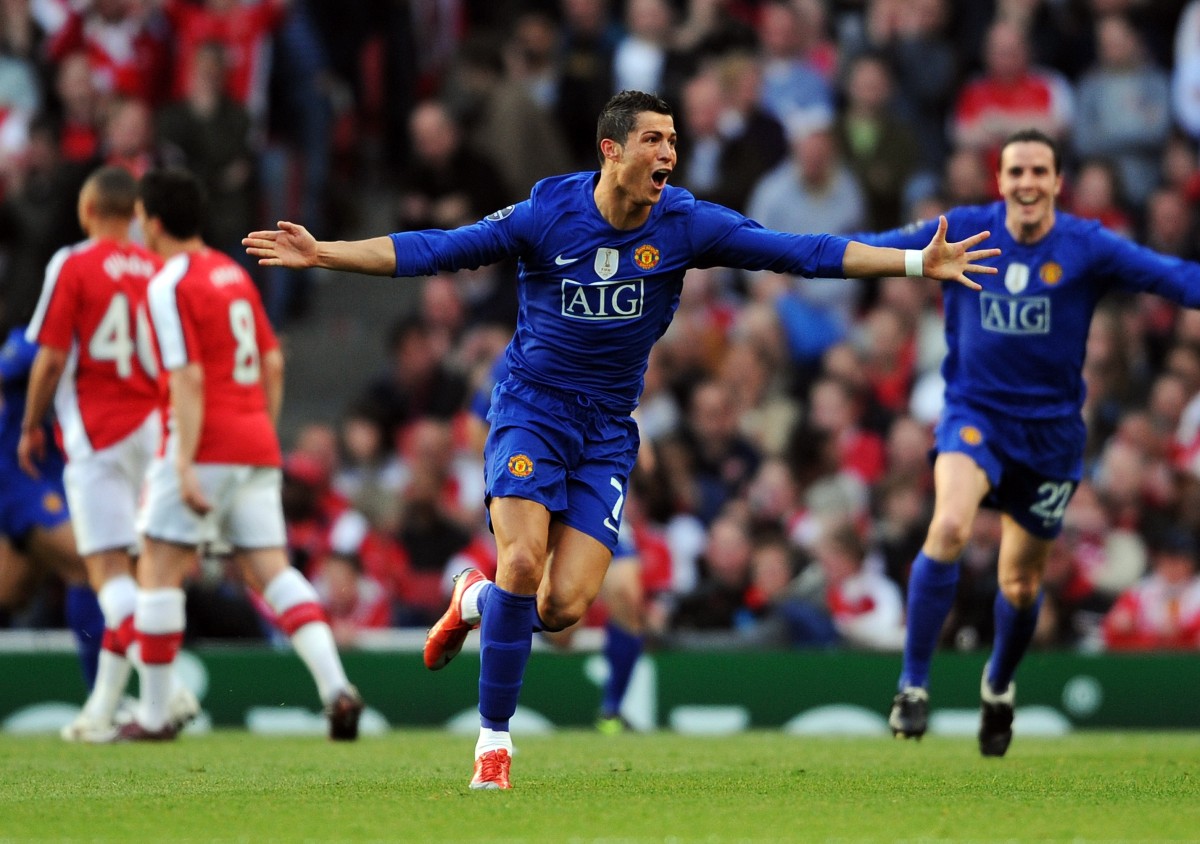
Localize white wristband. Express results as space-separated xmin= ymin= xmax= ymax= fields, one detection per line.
xmin=904 ymin=249 xmax=924 ymax=278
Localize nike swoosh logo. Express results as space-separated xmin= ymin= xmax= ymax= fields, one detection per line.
xmin=554 ymin=255 xmax=579 ymax=265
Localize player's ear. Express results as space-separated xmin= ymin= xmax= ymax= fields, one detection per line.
xmin=599 ymin=137 xmax=622 ymax=164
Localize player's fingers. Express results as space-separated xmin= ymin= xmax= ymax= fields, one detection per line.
xmin=956 ymin=275 xmax=982 ymax=291
xmin=244 ymin=230 xmax=279 ymax=242
xmin=277 ymin=221 xmax=304 ymax=234
xmin=965 ymin=263 xmax=998 ymax=275
xmin=965 ymin=247 xmax=1001 ymax=261
xmin=934 ymin=215 xmax=949 ymax=241
xmin=956 ymin=229 xmax=991 ymax=249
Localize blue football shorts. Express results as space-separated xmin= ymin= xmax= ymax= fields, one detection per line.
xmin=484 ymin=376 xmax=638 ymax=552
xmin=934 ymin=402 xmax=1085 ymax=539
xmin=0 ymin=454 xmax=70 ymax=546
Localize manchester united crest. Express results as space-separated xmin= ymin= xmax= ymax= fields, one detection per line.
xmin=959 ymin=426 xmax=983 ymax=446
xmin=42 ymin=492 xmax=64 ymax=513
xmin=633 ymin=244 xmax=660 ymax=271
xmin=507 ymin=454 xmax=534 ymax=478
xmin=1040 ymin=261 xmax=1063 ymax=285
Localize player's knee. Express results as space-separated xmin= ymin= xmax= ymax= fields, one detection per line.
xmin=498 ymin=545 xmax=545 ymax=591
xmin=998 ymin=576 xmax=1039 ymax=609
xmin=537 ymin=595 xmax=585 ymax=632
xmin=926 ymin=512 xmax=972 ymax=557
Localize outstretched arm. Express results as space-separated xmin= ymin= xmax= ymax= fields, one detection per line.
xmin=843 ymin=216 xmax=998 ymax=289
xmin=243 ymin=222 xmax=396 ymax=276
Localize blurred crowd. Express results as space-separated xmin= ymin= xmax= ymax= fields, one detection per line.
xmin=2 ymin=0 xmax=1200 ymax=653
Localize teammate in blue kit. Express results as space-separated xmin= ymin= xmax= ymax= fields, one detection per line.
xmin=245 ymin=90 xmax=997 ymax=789
xmin=0 ymin=323 xmax=104 ymax=690
xmin=856 ymin=128 xmax=1200 ymax=757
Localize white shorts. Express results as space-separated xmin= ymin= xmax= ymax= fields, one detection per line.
xmin=139 ymin=458 xmax=287 ymax=550
xmin=64 ymin=411 xmax=161 ymax=556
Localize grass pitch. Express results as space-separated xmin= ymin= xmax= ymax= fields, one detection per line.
xmin=0 ymin=731 xmax=1197 ymax=842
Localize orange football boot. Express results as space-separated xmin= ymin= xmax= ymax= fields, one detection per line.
xmin=470 ymin=748 xmax=512 ymax=790
xmin=423 ymin=568 xmax=488 ymax=670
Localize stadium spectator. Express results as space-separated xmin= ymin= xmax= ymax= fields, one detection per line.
xmin=0 ymin=116 xmax=88 ymax=313
xmin=1073 ymin=13 xmax=1172 ymax=207
xmin=717 ymin=337 xmax=798 ymax=459
xmin=555 ymin=0 xmax=621 ymax=168
xmin=1103 ymin=526 xmax=1200 ymax=649
xmin=611 ymin=0 xmax=684 ymax=103
xmin=98 ymin=97 xmax=158 ymax=177
xmin=669 ymin=512 xmax=754 ymax=633
xmin=1067 ymin=158 xmax=1134 ymax=239
xmin=50 ymin=52 xmax=102 ymax=165
xmin=131 ymin=167 xmax=361 ymax=741
xmin=656 ymin=378 xmax=762 ymax=527
xmin=311 ymin=550 xmax=392 ymax=645
xmin=350 ymin=315 xmax=469 ymax=451
xmin=159 ymin=0 xmax=290 ymax=124
xmin=817 ymin=523 xmax=905 ymax=651
xmin=450 ymin=32 xmax=573 ymax=201
xmin=951 ymin=19 xmax=1073 ymax=167
xmin=156 ymin=40 xmax=257 ymax=266
xmin=1141 ymin=186 xmax=1200 ymax=262
xmin=671 ymin=59 xmax=786 ymax=215
xmin=1172 ymin=0 xmax=1200 ymax=145
xmin=835 ymin=51 xmax=922 ymax=231
xmin=332 ymin=401 xmax=404 ymax=530
xmin=746 ymin=109 xmax=866 ymax=367
xmin=394 ymin=99 xmax=511 ymax=232
xmin=754 ymin=0 xmax=833 ymax=127
xmin=857 ymin=0 xmax=958 ymax=173
xmin=807 ymin=376 xmax=886 ymax=487
xmin=43 ymin=0 xmax=171 ymax=107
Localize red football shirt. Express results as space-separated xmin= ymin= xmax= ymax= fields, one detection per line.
xmin=147 ymin=248 xmax=281 ymax=467
xmin=27 ymin=238 xmax=163 ymax=458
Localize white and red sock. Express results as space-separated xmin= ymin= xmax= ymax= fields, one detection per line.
xmin=264 ymin=568 xmax=349 ymax=705
xmin=82 ymin=575 xmax=137 ymax=722
xmin=133 ymin=588 xmax=185 ymax=731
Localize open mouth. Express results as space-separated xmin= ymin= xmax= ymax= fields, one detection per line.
xmin=652 ymin=169 xmax=670 ymax=188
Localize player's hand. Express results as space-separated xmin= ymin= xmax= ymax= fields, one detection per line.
xmin=177 ymin=462 xmax=212 ymax=516
xmin=243 ymin=221 xmax=318 ymax=269
xmin=17 ymin=427 xmax=44 ymax=478
xmin=920 ymin=215 xmax=1000 ymax=290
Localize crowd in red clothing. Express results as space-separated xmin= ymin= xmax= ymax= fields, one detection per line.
xmin=2 ymin=0 xmax=1200 ymax=653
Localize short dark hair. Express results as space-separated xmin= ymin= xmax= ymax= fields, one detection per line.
xmin=139 ymin=169 xmax=207 ymax=239
xmin=595 ymin=90 xmax=673 ymax=166
xmin=998 ymin=128 xmax=1061 ymax=174
xmin=85 ymin=165 xmax=138 ymax=218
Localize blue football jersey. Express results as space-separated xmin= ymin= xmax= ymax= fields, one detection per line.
xmin=390 ymin=172 xmax=850 ymax=411
xmin=0 ymin=326 xmax=39 ymax=456
xmin=856 ymin=203 xmax=1200 ymax=419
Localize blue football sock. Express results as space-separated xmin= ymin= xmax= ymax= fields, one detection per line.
xmin=601 ymin=621 xmax=642 ymax=718
xmin=478 ymin=585 xmax=536 ymax=731
xmin=65 ymin=585 xmax=104 ymax=690
xmin=987 ymin=590 xmax=1043 ymax=694
xmin=899 ymin=551 xmax=960 ymax=691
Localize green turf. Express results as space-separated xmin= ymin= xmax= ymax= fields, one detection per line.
xmin=0 ymin=731 xmax=1197 ymax=842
